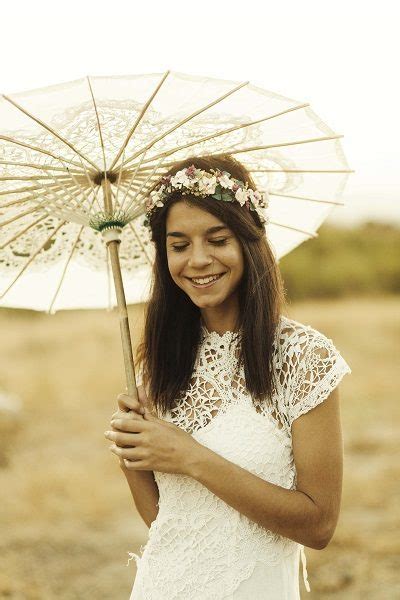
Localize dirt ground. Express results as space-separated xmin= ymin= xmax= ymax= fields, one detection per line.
xmin=0 ymin=295 xmax=399 ymax=599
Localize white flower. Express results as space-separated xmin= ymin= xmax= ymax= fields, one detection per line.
xmin=185 ymin=177 xmax=196 ymax=189
xmin=218 ymin=173 xmax=233 ymax=189
xmin=247 ymin=189 xmax=257 ymax=202
xmin=234 ymin=187 xmax=248 ymax=206
xmin=171 ymin=169 xmax=191 ymax=188
xmin=198 ymin=174 xmax=217 ymax=194
xmin=254 ymin=206 xmax=267 ymax=223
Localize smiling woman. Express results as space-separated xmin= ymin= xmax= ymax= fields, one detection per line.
xmin=138 ymin=154 xmax=284 ymax=415
xmin=165 ymin=203 xmax=245 ymax=333
xmin=110 ymin=153 xmax=352 ymax=600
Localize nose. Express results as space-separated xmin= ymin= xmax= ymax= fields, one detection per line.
xmin=187 ymin=242 xmax=214 ymax=269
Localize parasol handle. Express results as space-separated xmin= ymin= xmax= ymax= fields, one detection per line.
xmin=105 ymin=235 xmax=139 ymax=402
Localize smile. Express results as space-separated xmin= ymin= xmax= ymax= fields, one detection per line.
xmin=187 ymin=272 xmax=226 ymax=288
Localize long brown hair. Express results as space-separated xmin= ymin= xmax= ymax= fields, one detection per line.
xmin=135 ymin=153 xmax=288 ymax=416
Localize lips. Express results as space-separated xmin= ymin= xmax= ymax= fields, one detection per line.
xmin=186 ymin=272 xmax=226 ymax=281
xmin=188 ymin=272 xmax=226 ymax=289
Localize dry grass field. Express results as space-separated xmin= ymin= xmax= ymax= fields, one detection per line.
xmin=0 ymin=296 xmax=399 ymax=599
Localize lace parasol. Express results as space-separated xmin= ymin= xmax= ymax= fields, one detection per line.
xmin=0 ymin=70 xmax=353 ymax=394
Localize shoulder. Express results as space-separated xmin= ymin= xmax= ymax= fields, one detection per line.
xmin=275 ymin=314 xmax=330 ymax=357
xmin=274 ymin=314 xmax=352 ymax=391
xmin=275 ymin=315 xmax=352 ymax=427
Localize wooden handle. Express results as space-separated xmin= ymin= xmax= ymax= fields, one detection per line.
xmin=106 ymin=238 xmax=138 ymax=401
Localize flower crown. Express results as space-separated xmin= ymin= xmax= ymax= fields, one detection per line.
xmin=142 ymin=165 xmax=269 ymax=229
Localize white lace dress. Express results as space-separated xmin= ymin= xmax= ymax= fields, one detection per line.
xmin=127 ymin=315 xmax=352 ymax=599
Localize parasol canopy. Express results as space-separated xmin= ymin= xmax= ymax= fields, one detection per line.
xmin=0 ymin=70 xmax=353 ymax=313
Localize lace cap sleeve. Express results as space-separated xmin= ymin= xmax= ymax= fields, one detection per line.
xmin=285 ymin=321 xmax=352 ymax=428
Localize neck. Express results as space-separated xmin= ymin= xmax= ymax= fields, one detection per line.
xmin=200 ymin=300 xmax=240 ymax=335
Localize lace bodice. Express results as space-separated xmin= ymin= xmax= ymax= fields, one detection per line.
xmin=128 ymin=315 xmax=352 ymax=600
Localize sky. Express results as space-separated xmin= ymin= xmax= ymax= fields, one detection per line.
xmin=1 ymin=0 xmax=399 ymax=227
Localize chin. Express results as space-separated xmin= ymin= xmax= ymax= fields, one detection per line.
xmin=190 ymin=294 xmax=227 ymax=308
xmin=193 ymin=299 xmax=217 ymax=308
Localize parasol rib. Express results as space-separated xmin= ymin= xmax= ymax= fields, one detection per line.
xmin=249 ymin=168 xmax=355 ymax=173
xmin=39 ymin=179 xmax=90 ymax=215
xmin=0 ymin=214 xmax=47 ymax=250
xmin=229 ymin=134 xmax=344 ymax=155
xmin=0 ymin=134 xmax=90 ymax=171
xmin=269 ymin=220 xmax=318 ymax=238
xmin=0 ymin=220 xmax=67 ymax=299
xmin=115 ymin=185 xmax=148 ymax=214
xmin=116 ymin=149 xmax=151 ymax=209
xmin=128 ymin=222 xmax=153 ymax=267
xmin=47 ymin=190 xmax=99 ymax=313
xmin=2 ymin=95 xmax=101 ymax=171
xmin=119 ymin=173 xmax=159 ymax=186
xmin=38 ymin=172 xmax=100 ymax=219
xmin=0 ymin=157 xmax=101 ymax=218
xmin=0 ymin=205 xmax=49 ymax=228
xmin=66 ymin=154 xmax=104 ymax=213
xmin=118 ymin=180 xmax=150 ymax=196
xmin=121 ymin=102 xmax=311 ymax=172
xmin=123 ymin=156 xmax=167 ymax=213
xmin=268 ymin=192 xmax=345 ymax=206
xmin=48 ymin=224 xmax=85 ymax=314
xmin=0 ymin=179 xmax=91 ymax=226
xmin=114 ymin=146 xmax=126 ymax=207
xmin=0 ymin=183 xmax=80 ymax=208
xmin=110 ymin=70 xmax=171 ymax=171
xmin=119 ymin=148 xmax=152 ymax=210
xmin=86 ymin=76 xmax=107 ymax=174
xmin=0 ymin=159 xmax=84 ymax=175
xmin=0 ymin=174 xmax=79 ymax=182
xmin=54 ymin=162 xmax=103 ymax=214
xmin=118 ymin=79 xmax=250 ymax=169
xmin=125 ymin=147 xmax=354 ymax=179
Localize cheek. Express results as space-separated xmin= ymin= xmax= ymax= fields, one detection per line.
xmin=223 ymin=245 xmax=244 ymax=272
xmin=167 ymin=252 xmax=184 ymax=278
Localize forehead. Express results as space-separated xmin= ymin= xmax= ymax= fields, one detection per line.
xmin=166 ymin=201 xmax=228 ymax=236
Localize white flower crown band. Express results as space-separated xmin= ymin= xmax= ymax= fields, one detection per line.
xmin=142 ymin=165 xmax=270 ymax=229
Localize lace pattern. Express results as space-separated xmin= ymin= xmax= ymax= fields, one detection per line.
xmin=129 ymin=315 xmax=351 ymax=599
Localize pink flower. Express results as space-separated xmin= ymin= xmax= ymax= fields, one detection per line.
xmin=185 ymin=165 xmax=196 ymax=177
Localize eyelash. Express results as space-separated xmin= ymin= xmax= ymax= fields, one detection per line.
xmin=172 ymin=239 xmax=228 ymax=252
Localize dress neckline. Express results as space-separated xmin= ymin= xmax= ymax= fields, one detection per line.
xmin=200 ymin=321 xmax=242 ymax=340
xmin=200 ymin=314 xmax=288 ymax=342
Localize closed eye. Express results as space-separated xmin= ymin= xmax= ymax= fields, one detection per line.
xmin=172 ymin=238 xmax=228 ymax=252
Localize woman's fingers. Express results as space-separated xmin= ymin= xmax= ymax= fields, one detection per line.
xmin=112 ymin=408 xmax=140 ymax=420
xmin=110 ymin=418 xmax=143 ymax=433
xmin=110 ymin=410 xmax=143 ymax=433
xmin=105 ymin=430 xmax=141 ymax=446
xmin=108 ymin=388 xmax=149 ymax=438
xmin=109 ymin=444 xmax=145 ymax=461
xmin=117 ymin=392 xmax=145 ymax=414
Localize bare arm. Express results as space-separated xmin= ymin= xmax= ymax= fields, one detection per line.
xmin=119 ymin=461 xmax=159 ymax=528
xmin=188 ymin=386 xmax=343 ymax=550
xmin=111 ymin=387 xmax=160 ymax=529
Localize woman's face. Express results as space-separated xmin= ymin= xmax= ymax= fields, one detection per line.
xmin=165 ymin=200 xmax=244 ymax=310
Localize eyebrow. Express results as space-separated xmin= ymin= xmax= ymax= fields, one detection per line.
xmin=166 ymin=225 xmax=229 ymax=238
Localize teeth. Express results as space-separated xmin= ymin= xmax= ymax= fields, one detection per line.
xmin=191 ymin=274 xmax=222 ymax=284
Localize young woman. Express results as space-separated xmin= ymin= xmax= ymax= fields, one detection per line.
xmin=104 ymin=154 xmax=352 ymax=599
